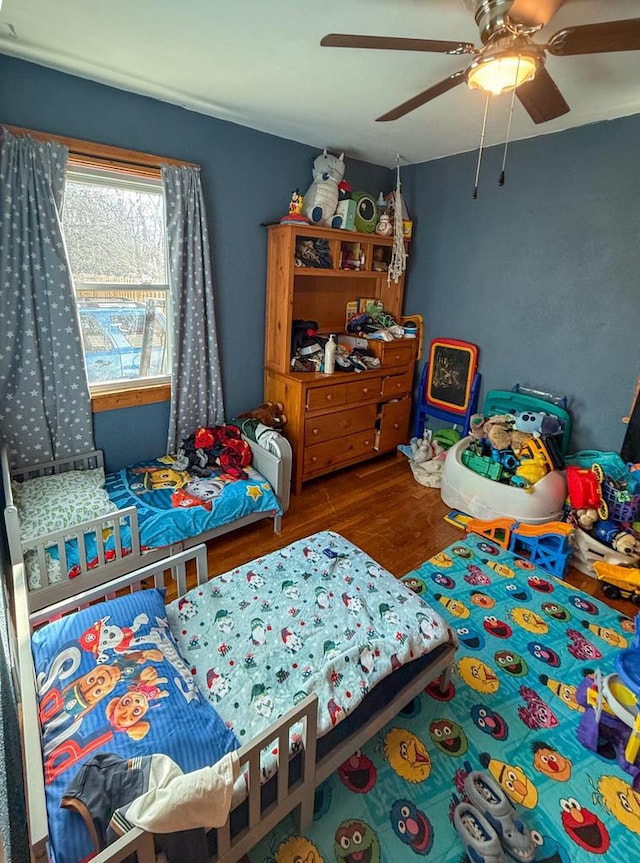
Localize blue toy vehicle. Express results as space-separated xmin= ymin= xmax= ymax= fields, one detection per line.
xmin=78 ymin=300 xmax=167 ymax=384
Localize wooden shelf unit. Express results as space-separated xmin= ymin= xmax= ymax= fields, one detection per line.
xmin=264 ymin=223 xmax=417 ymax=494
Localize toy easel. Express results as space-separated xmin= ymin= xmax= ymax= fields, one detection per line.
xmin=413 ymin=338 xmax=481 ymax=439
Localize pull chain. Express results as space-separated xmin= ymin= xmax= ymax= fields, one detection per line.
xmin=499 ymin=55 xmax=521 ymax=187
xmin=472 ymin=93 xmax=491 ymax=200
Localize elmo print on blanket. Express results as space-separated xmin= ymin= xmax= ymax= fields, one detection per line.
xmin=247 ymin=537 xmax=640 ymax=863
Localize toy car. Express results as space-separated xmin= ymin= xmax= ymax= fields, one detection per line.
xmin=593 ymin=561 xmax=640 ymax=605
xmin=462 ymin=448 xmax=505 ymax=482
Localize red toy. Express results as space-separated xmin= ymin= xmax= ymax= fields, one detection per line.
xmin=566 ymin=466 xmax=608 ymax=521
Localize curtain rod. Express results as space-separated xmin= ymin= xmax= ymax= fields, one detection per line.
xmin=3 ymin=125 xmax=199 ymax=173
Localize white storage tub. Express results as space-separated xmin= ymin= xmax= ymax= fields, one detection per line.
xmin=570 ymin=527 xmax=640 ymax=578
xmin=441 ymin=436 xmax=568 ymax=525
xmin=440 ymin=388 xmax=571 ymax=526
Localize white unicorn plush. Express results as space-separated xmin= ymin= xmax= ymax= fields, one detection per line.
xmin=301 ymin=149 xmax=345 ymax=227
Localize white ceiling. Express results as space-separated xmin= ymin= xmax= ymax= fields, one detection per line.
xmin=1 ymin=0 xmax=639 ymax=168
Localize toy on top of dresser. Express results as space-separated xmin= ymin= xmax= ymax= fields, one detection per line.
xmin=300 ymin=149 xmax=345 ymax=228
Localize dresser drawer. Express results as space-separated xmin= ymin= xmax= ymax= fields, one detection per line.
xmin=381 ymin=370 xmax=414 ymax=399
xmin=306 ymin=383 xmax=348 ymax=412
xmin=305 ymin=403 xmax=377 ymax=445
xmin=376 ymin=397 xmax=412 ymax=452
xmin=303 ymin=429 xmax=375 ymax=477
xmin=346 ymin=378 xmax=382 ymax=403
xmin=370 ymin=339 xmax=415 ymax=370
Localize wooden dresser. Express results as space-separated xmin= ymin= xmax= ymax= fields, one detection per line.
xmin=263 ymin=223 xmax=418 ymax=494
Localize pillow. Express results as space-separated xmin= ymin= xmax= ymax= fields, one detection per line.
xmin=31 ymin=588 xmax=239 ymax=863
xmin=12 ymin=468 xmax=118 ymax=540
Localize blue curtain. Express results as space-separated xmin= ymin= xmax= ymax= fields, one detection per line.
xmin=162 ymin=165 xmax=224 ymax=451
xmin=0 ymin=129 xmax=94 ymax=469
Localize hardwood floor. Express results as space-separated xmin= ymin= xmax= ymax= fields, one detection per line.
xmin=204 ymin=452 xmax=638 ymax=620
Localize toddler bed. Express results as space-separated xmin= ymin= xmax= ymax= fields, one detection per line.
xmin=10 ymin=533 xmax=457 ymax=863
xmin=2 ymin=433 xmax=291 ymax=613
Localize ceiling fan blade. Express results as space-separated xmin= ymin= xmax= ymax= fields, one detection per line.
xmin=376 ymin=69 xmax=468 ymax=122
xmin=516 ymin=66 xmax=570 ymax=124
xmin=321 ymin=33 xmax=476 ymax=55
xmin=508 ymin=0 xmax=566 ymax=29
xmin=547 ymin=19 xmax=640 ymax=56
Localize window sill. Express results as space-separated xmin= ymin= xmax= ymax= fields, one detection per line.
xmin=91 ymin=383 xmax=171 ymax=413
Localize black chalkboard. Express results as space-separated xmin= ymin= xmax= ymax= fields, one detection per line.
xmin=427 ymin=339 xmax=478 ymax=414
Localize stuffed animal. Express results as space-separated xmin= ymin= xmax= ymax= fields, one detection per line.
xmin=473 ymin=414 xmax=532 ymax=452
xmin=236 ymin=401 xmax=287 ymax=429
xmin=574 ymin=508 xmax=599 ymax=531
xmin=594 ymin=520 xmax=640 ymax=557
xmin=512 ymin=410 xmax=563 ymax=437
xmin=301 ymin=149 xmax=345 ymax=227
xmin=408 ymin=436 xmax=446 ymax=488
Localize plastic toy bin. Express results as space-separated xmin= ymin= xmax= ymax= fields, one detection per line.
xmin=440 ymin=389 xmax=571 ymax=525
xmin=601 ymin=480 xmax=640 ymax=523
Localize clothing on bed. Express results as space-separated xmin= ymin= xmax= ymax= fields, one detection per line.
xmin=167 ymin=530 xmax=450 ymax=745
xmin=62 ymin=750 xmax=239 ymax=863
xmin=31 ymin=588 xmax=239 ymax=863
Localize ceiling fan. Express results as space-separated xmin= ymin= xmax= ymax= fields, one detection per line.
xmin=321 ymin=0 xmax=640 ymax=124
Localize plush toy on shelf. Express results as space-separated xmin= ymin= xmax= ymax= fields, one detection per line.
xmin=301 ymin=149 xmax=345 ymax=227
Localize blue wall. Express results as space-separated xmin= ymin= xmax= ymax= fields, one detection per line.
xmin=0 ymin=54 xmax=391 ymax=470
xmin=402 ymin=115 xmax=640 ymax=452
xmin=2 ymin=54 xmax=638 ymax=457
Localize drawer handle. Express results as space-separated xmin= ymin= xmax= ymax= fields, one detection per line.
xmin=311 ymin=456 xmax=318 ymax=463
xmin=362 ymin=387 xmax=369 ymax=394
xmin=326 ymin=394 xmax=333 ymax=401
xmin=393 ymin=422 xmax=400 ymax=429
xmin=312 ymin=428 xmax=319 ymax=436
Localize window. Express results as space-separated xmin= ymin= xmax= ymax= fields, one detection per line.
xmin=63 ymin=166 xmax=170 ymax=390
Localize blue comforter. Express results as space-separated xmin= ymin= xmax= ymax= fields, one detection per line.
xmin=105 ymin=456 xmax=282 ymax=549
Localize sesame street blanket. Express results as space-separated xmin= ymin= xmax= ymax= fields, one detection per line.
xmin=246 ymin=535 xmax=640 ymax=863
xmin=105 ymin=457 xmax=282 ymax=549
xmin=166 ymin=531 xmax=450 ymax=744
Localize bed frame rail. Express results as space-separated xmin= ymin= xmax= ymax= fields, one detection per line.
xmin=28 ymin=544 xmax=209 ymax=628
xmin=8 ymin=448 xmax=104 ymax=482
xmin=214 ymin=693 xmax=317 ymax=863
xmin=247 ymin=436 xmax=292 ymax=520
xmin=86 ymin=693 xmax=318 ymax=863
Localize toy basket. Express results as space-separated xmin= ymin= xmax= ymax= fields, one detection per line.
xmin=601 ymin=479 xmax=640 ymax=523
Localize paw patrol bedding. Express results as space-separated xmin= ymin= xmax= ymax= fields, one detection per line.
xmin=105 ymin=456 xmax=281 ymax=548
xmin=31 ymin=588 xmax=239 ymax=863
xmin=166 ymin=531 xmax=450 ymax=744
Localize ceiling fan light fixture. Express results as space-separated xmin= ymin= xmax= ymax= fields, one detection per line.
xmin=467 ymin=50 xmax=539 ymax=94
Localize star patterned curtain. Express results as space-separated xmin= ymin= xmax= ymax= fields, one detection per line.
xmin=0 ymin=129 xmax=94 ymax=469
xmin=161 ymin=165 xmax=225 ymax=452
